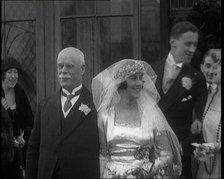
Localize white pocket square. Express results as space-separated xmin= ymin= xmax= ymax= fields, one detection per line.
xmin=181 ymin=95 xmax=192 ymax=102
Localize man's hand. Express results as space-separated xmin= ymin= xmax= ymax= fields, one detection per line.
xmin=14 ymin=130 xmax=25 ymax=148
xmin=1 ymin=98 xmax=9 ymax=110
xmin=191 ymin=119 xmax=202 ymax=135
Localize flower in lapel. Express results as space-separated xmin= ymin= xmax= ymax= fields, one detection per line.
xmin=181 ymin=76 xmax=192 ymax=90
xmin=79 ymin=103 xmax=91 ymax=115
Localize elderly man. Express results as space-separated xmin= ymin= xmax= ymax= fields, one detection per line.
xmin=26 ymin=47 xmax=100 ymax=179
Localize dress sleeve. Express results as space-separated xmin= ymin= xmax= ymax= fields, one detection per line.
xmin=151 ymin=128 xmax=182 ymax=178
xmin=144 ymin=105 xmax=182 ymax=178
xmin=97 ymin=109 xmax=109 ymax=177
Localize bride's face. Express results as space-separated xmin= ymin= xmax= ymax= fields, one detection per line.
xmin=125 ymin=72 xmax=144 ymax=99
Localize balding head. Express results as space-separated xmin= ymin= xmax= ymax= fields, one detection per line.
xmin=57 ymin=47 xmax=85 ymax=66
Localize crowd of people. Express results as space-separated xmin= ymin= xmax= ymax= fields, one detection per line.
xmin=1 ymin=21 xmax=221 ymax=179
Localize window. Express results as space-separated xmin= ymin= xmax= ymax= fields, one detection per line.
xmin=1 ymin=0 xmax=37 ymax=113
xmin=170 ymin=0 xmax=196 ymax=9
xmin=57 ymin=0 xmax=139 ymax=90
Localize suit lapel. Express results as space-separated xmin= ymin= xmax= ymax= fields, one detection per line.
xmin=59 ymin=87 xmax=87 ymax=141
xmin=154 ymin=59 xmax=166 ymax=96
xmin=49 ymin=91 xmax=62 ymax=137
xmin=162 ymin=64 xmax=189 ymax=112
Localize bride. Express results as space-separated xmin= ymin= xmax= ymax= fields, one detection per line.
xmin=92 ymin=59 xmax=182 ymax=178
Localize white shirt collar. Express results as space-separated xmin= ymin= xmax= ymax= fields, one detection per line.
xmin=206 ymin=82 xmax=211 ymax=88
xmin=207 ymin=82 xmax=217 ymax=90
xmin=61 ymin=84 xmax=82 ymax=117
xmin=167 ymin=53 xmax=183 ymax=68
xmin=62 ymin=84 xmax=82 ymax=96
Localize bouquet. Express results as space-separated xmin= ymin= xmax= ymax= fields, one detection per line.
xmin=192 ymin=143 xmax=216 ymax=161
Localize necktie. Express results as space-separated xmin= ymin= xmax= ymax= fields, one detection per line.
xmin=163 ymin=65 xmax=181 ymax=93
xmin=62 ymin=88 xmax=82 ymax=112
xmin=63 ymin=94 xmax=75 ymax=112
xmin=207 ymin=85 xmax=212 ymax=94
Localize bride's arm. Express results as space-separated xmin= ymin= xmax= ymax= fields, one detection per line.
xmin=141 ymin=106 xmax=182 ymax=177
xmin=98 ymin=110 xmax=109 ymax=177
xmin=149 ymin=129 xmax=182 ymax=177
xmin=152 ymin=129 xmax=173 ymax=168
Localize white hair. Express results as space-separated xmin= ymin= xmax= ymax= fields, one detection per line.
xmin=57 ymin=47 xmax=85 ymax=65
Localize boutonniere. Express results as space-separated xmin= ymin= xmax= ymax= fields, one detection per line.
xmin=181 ymin=95 xmax=192 ymax=102
xmin=79 ymin=103 xmax=91 ymax=116
xmin=181 ymin=76 xmax=193 ymax=90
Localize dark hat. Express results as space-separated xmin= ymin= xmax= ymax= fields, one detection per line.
xmin=1 ymin=56 xmax=35 ymax=92
xmin=1 ymin=56 xmax=22 ymax=74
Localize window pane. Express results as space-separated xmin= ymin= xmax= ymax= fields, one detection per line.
xmin=179 ymin=0 xmax=186 ymax=8
xmin=60 ymin=1 xmax=95 ymax=16
xmin=61 ymin=16 xmax=134 ymax=89
xmin=186 ymin=0 xmax=194 ymax=7
xmin=141 ymin=0 xmax=160 ymax=63
xmin=61 ymin=18 xmax=95 ymax=90
xmin=1 ymin=21 xmax=36 ymax=112
xmin=97 ymin=17 xmax=133 ymax=70
xmin=170 ymin=0 xmax=179 ymax=8
xmin=97 ymin=0 xmax=133 ymax=15
xmin=3 ymin=1 xmax=36 ymax=20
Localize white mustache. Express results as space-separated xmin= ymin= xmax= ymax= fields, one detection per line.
xmin=59 ymin=74 xmax=71 ymax=79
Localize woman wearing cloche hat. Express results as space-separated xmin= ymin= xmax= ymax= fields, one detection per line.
xmin=1 ymin=56 xmax=34 ymax=179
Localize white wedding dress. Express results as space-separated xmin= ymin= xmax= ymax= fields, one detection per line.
xmin=98 ymin=107 xmax=181 ymax=178
xmin=92 ymin=59 xmax=182 ymax=178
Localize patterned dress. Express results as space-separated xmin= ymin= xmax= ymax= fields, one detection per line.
xmin=196 ymin=92 xmax=221 ymax=178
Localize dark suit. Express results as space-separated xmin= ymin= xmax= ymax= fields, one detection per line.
xmin=26 ymin=86 xmax=100 ymax=179
xmin=151 ymin=58 xmax=207 ymax=178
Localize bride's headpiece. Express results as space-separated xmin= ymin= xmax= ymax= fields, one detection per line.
xmin=92 ymin=59 xmax=160 ymax=111
xmin=114 ymin=61 xmax=145 ymax=80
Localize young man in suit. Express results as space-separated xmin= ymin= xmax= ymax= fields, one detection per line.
xmin=150 ymin=21 xmax=208 ymax=178
xmin=200 ymin=49 xmax=219 ymax=93
xmin=26 ymin=47 xmax=100 ymax=179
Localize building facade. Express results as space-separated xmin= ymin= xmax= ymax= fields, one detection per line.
xmin=1 ymin=0 xmax=221 ymax=113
